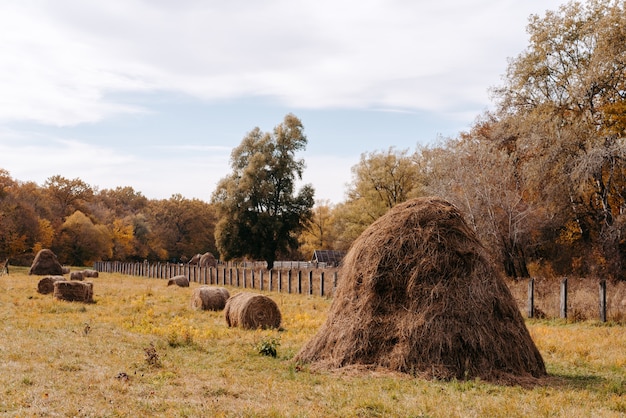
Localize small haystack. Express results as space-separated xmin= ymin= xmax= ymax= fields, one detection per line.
xmin=53 ymin=281 xmax=93 ymax=303
xmin=224 ymin=292 xmax=281 ymax=330
xmin=190 ymin=286 xmax=230 ymax=311
xmin=82 ymin=269 xmax=99 ymax=278
xmin=37 ymin=275 xmax=65 ymax=294
xmin=70 ymin=271 xmax=84 ymax=281
xmin=29 ymin=249 xmax=64 ymax=276
xmin=167 ymin=275 xmax=189 ymax=287
xmin=295 ymin=197 xmax=546 ymax=384
xmin=199 ymin=252 xmax=217 ymax=268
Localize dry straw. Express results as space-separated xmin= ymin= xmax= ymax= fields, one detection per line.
xmin=53 ymin=281 xmax=94 ymax=303
xmin=295 ymin=196 xmax=546 ymax=384
xmin=29 ymin=249 xmax=64 ymax=276
xmin=167 ymin=275 xmax=189 ymax=287
xmin=224 ymin=292 xmax=281 ymax=330
xmin=190 ymin=286 xmax=230 ymax=311
xmin=37 ymin=275 xmax=65 ymax=294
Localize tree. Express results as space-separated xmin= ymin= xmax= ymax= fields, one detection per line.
xmin=44 ymin=175 xmax=94 ymax=220
xmin=491 ymin=0 xmax=626 ymax=278
xmin=147 ymin=194 xmax=218 ymax=262
xmin=54 ymin=210 xmax=112 ymax=266
xmin=335 ymin=148 xmax=423 ymax=248
xmin=212 ymin=114 xmax=315 ymax=269
xmin=298 ymin=200 xmax=339 ymax=257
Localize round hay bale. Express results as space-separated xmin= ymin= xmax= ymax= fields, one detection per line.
xmin=295 ymin=196 xmax=546 ymax=384
xmin=199 ymin=252 xmax=217 ymax=268
xmin=82 ymin=269 xmax=99 ymax=278
xmin=224 ymin=292 xmax=281 ymax=330
xmin=37 ymin=275 xmax=65 ymax=294
xmin=70 ymin=271 xmax=84 ymax=281
xmin=167 ymin=275 xmax=189 ymax=287
xmin=53 ymin=281 xmax=94 ymax=303
xmin=190 ymin=286 xmax=230 ymax=311
xmin=61 ymin=266 xmax=70 ymax=274
xmin=29 ymin=249 xmax=63 ymax=276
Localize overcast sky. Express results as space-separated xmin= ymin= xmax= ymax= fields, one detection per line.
xmin=0 ymin=0 xmax=566 ymax=204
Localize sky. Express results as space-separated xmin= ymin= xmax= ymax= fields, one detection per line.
xmin=0 ymin=0 xmax=566 ymax=204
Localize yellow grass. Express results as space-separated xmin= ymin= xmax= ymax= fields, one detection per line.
xmin=1 ymin=268 xmax=625 ymax=417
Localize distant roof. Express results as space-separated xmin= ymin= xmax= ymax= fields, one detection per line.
xmin=311 ymin=250 xmax=346 ymax=265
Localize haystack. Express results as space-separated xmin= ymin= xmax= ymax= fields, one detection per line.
xmin=199 ymin=252 xmax=217 ymax=268
xmin=190 ymin=286 xmax=230 ymax=311
xmin=37 ymin=275 xmax=65 ymax=294
xmin=224 ymin=292 xmax=281 ymax=329
xmin=29 ymin=249 xmax=63 ymax=276
xmin=53 ymin=281 xmax=93 ymax=303
xmin=82 ymin=269 xmax=99 ymax=278
xmin=167 ymin=275 xmax=189 ymax=287
xmin=295 ymin=197 xmax=546 ymax=384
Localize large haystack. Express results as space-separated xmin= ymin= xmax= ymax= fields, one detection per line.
xmin=295 ymin=197 xmax=546 ymax=384
xmin=29 ymin=249 xmax=64 ymax=276
xmin=190 ymin=286 xmax=230 ymax=311
xmin=224 ymin=292 xmax=281 ymax=329
xmin=199 ymin=252 xmax=217 ymax=268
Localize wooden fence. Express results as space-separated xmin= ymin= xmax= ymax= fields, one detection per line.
xmin=93 ymin=261 xmax=626 ymax=322
xmin=93 ymin=261 xmax=338 ymax=297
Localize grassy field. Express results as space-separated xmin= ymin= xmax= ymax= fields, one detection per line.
xmin=1 ymin=268 xmax=625 ymax=417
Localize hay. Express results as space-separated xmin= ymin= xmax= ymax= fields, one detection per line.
xmin=53 ymin=281 xmax=94 ymax=303
xmin=295 ymin=196 xmax=546 ymax=384
xmin=199 ymin=252 xmax=217 ymax=268
xmin=29 ymin=249 xmax=63 ymax=276
xmin=224 ymin=292 xmax=281 ymax=329
xmin=190 ymin=286 xmax=230 ymax=311
xmin=82 ymin=269 xmax=99 ymax=278
xmin=167 ymin=275 xmax=189 ymax=287
xmin=70 ymin=271 xmax=84 ymax=281
xmin=37 ymin=275 xmax=65 ymax=294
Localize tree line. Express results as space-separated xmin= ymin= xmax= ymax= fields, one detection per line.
xmin=2 ymin=1 xmax=625 ymax=280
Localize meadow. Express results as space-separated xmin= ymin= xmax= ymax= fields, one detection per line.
xmin=1 ymin=267 xmax=626 ymax=417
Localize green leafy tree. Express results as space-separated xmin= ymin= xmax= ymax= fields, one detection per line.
xmin=212 ymin=114 xmax=315 ymax=269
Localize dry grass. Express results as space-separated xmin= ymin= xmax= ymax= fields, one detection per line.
xmin=0 ymin=267 xmax=625 ymax=417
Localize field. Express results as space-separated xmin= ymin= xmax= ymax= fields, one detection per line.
xmin=1 ymin=268 xmax=626 ymax=417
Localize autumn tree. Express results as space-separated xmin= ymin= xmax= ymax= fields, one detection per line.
xmin=54 ymin=210 xmax=112 ymax=265
xmin=335 ymin=148 xmax=423 ymax=248
xmin=298 ymin=200 xmax=339 ymax=257
xmin=212 ymin=114 xmax=315 ymax=269
xmin=491 ymin=0 xmax=626 ymax=278
xmin=44 ymin=175 xmax=94 ymax=221
xmin=147 ymin=194 xmax=218 ymax=262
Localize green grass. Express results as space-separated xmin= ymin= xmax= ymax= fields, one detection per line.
xmin=1 ymin=268 xmax=625 ymax=417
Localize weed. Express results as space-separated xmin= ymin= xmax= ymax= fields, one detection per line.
xmin=144 ymin=342 xmax=161 ymax=368
xmin=257 ymin=336 xmax=280 ymax=358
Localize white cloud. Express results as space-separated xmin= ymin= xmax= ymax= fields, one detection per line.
xmin=0 ymin=0 xmax=564 ymax=126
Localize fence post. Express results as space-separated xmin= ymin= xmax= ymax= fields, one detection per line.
xmin=320 ymin=271 xmax=325 ymax=297
xmin=308 ymin=271 xmax=313 ymax=295
xmin=288 ymin=270 xmax=292 ymax=294
xmin=527 ymin=278 xmax=535 ymax=318
xmin=269 ymin=269 xmax=273 ymax=291
xmin=560 ymin=277 xmax=568 ymax=319
xmin=599 ymin=279 xmax=607 ymax=323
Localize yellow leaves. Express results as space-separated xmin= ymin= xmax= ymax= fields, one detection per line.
xmin=600 ymin=101 xmax=626 ymax=138
xmin=556 ymin=220 xmax=583 ymax=244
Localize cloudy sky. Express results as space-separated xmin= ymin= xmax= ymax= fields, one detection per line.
xmin=0 ymin=0 xmax=565 ymax=204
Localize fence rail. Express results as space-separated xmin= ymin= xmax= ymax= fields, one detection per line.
xmin=93 ymin=261 xmax=338 ymax=297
